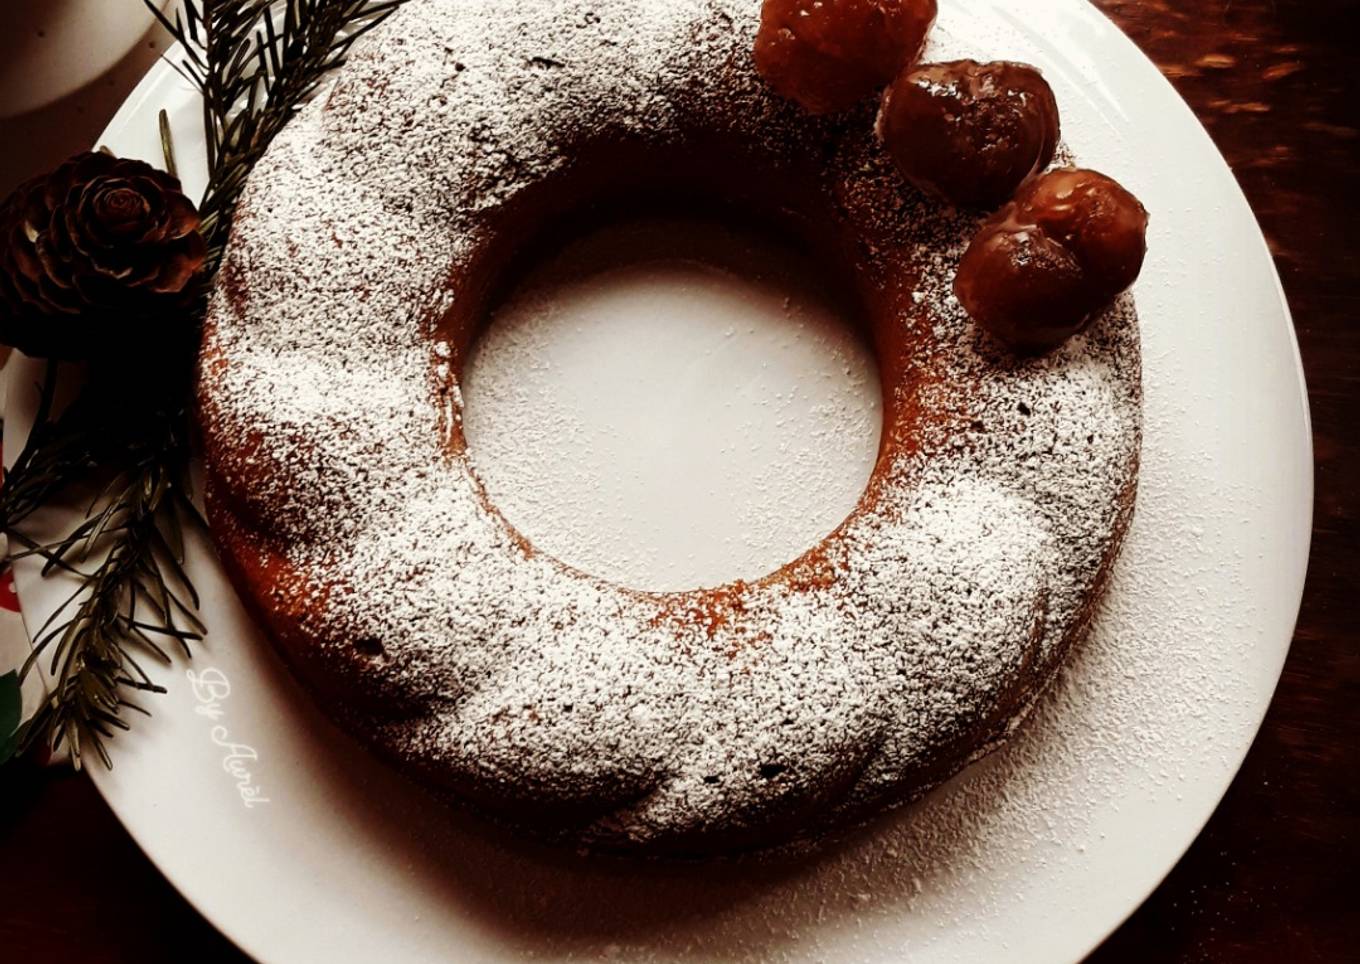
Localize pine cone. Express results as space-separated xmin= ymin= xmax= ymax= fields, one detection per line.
xmin=0 ymin=151 xmax=207 ymax=360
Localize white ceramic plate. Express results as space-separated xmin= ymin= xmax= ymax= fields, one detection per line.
xmin=6 ymin=1 xmax=1312 ymax=961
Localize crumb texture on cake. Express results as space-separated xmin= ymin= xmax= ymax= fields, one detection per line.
xmin=197 ymin=0 xmax=1141 ymax=853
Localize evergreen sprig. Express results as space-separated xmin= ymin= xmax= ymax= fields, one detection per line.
xmin=150 ymin=0 xmax=405 ymax=271
xmin=1 ymin=0 xmax=405 ymax=768
xmin=9 ymin=379 xmax=204 ymax=769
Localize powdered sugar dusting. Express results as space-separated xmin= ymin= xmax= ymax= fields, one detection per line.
xmin=198 ymin=0 xmax=1141 ymax=853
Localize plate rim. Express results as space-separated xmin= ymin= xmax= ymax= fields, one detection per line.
xmin=7 ymin=1 xmax=1314 ymax=960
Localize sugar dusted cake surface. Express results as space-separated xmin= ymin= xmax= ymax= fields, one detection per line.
xmin=198 ymin=0 xmax=1141 ymax=854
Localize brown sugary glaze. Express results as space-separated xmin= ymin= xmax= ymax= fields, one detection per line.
xmin=956 ymin=167 xmax=1151 ymax=352
xmin=197 ymin=0 xmax=1141 ymax=855
xmin=878 ymin=59 xmax=1060 ymax=208
xmin=754 ymin=0 xmax=937 ymax=114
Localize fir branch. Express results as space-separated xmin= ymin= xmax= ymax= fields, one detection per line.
xmin=150 ymin=0 xmax=406 ymax=271
xmin=17 ymin=405 xmax=203 ymax=769
xmin=2 ymin=380 xmax=203 ymax=769
xmin=1 ymin=0 xmax=406 ymax=766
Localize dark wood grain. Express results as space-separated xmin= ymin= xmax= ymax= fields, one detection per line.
xmin=1 ymin=2 xmax=1356 ymax=960
xmin=1086 ymin=1 xmax=1359 ymax=958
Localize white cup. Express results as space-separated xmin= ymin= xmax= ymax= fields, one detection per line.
xmin=0 ymin=0 xmax=169 ymax=119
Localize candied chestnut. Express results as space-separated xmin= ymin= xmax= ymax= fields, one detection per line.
xmin=954 ymin=168 xmax=1149 ymax=353
xmin=1015 ymin=167 xmax=1149 ymax=296
xmin=877 ymin=59 xmax=1059 ymax=208
xmin=754 ymin=0 xmax=937 ymax=115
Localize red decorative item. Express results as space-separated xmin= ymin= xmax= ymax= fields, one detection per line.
xmin=0 ymin=151 xmax=207 ymax=360
xmin=954 ymin=167 xmax=1149 ymax=353
xmin=0 ymin=569 xmax=18 ymax=614
xmin=878 ymin=59 xmax=1059 ymax=208
xmin=754 ymin=0 xmax=937 ymax=114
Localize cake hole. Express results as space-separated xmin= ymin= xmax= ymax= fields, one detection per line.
xmin=463 ymin=214 xmax=881 ymax=592
xmin=758 ymin=763 xmax=788 ymax=780
xmin=354 ymin=637 xmax=385 ymax=659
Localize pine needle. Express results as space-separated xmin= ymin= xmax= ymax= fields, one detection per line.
xmin=0 ymin=0 xmax=407 ymax=767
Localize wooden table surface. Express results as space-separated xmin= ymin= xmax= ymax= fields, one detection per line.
xmin=2 ymin=1 xmax=1356 ymax=960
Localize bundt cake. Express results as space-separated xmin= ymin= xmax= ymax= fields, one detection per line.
xmin=197 ymin=0 xmax=1142 ymax=855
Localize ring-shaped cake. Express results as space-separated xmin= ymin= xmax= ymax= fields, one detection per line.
xmin=198 ymin=0 xmax=1141 ymax=854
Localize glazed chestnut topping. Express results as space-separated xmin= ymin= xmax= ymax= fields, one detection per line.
xmin=954 ymin=168 xmax=1149 ymax=353
xmin=877 ymin=59 xmax=1059 ymax=208
xmin=754 ymin=0 xmax=937 ymax=115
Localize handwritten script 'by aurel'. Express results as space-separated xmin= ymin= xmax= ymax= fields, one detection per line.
xmin=186 ymin=667 xmax=271 ymax=808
